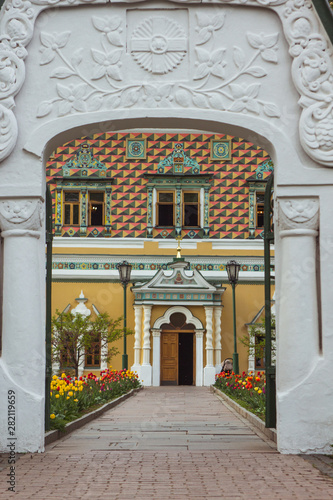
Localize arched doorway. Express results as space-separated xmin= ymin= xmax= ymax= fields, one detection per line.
xmin=160 ymin=312 xmax=195 ymax=386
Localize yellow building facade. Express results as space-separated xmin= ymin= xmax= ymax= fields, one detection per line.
xmin=48 ymin=130 xmax=273 ymax=385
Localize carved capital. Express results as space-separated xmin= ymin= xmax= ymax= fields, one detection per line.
xmin=0 ymin=198 xmax=43 ymax=233
xmin=152 ymin=329 xmax=161 ymax=338
xmin=278 ymin=198 xmax=319 ymax=233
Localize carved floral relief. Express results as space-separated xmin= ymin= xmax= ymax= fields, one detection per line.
xmin=0 ymin=0 xmax=331 ymax=167
xmin=35 ymin=11 xmax=281 ymax=119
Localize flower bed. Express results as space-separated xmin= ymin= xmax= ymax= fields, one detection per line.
xmin=50 ymin=368 xmax=141 ymax=430
xmin=214 ymin=371 xmax=266 ymax=420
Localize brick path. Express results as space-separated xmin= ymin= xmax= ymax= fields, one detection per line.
xmin=0 ymin=387 xmax=332 ymax=499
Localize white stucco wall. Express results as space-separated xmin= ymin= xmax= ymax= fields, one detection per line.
xmin=0 ymin=0 xmax=332 ymax=453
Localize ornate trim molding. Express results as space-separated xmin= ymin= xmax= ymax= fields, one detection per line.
xmin=0 ymin=0 xmax=332 ymax=165
xmin=278 ymin=197 xmax=319 ymax=232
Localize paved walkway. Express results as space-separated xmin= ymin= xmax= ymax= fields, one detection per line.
xmin=0 ymin=387 xmax=332 ymax=499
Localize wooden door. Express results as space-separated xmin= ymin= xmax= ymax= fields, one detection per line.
xmin=161 ymin=332 xmax=178 ymax=385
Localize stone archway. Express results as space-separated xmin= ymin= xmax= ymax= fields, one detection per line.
xmin=0 ymin=0 xmax=332 ymax=455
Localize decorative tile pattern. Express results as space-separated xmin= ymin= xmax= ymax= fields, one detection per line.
xmin=52 ymin=259 xmax=266 ymax=273
xmin=46 ymin=132 xmax=272 ymax=239
xmin=210 ymin=139 xmax=232 ymax=161
xmin=126 ymin=139 xmax=146 ymax=160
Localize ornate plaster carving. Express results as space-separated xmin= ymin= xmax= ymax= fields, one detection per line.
xmin=0 ymin=0 xmax=332 ymax=165
xmin=35 ymin=12 xmax=281 ymax=119
xmin=278 ymin=197 xmax=319 ymax=232
xmin=0 ymin=198 xmax=43 ymax=232
xmin=131 ymin=17 xmax=187 ymax=75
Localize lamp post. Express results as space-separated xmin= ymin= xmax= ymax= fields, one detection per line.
xmin=226 ymin=260 xmax=240 ymax=375
xmin=117 ymin=260 xmax=132 ymax=370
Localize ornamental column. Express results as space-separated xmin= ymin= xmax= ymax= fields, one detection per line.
xmin=277 ymin=197 xmax=320 ymax=452
xmin=195 ymin=330 xmax=204 ymax=386
xmin=146 ymin=186 xmax=153 ymax=238
xmin=214 ymin=306 xmax=223 ymax=372
xmin=141 ymin=305 xmax=152 ymax=385
xmin=175 ymin=186 xmax=182 ymax=237
xmin=0 ymin=198 xmax=45 ymax=452
xmin=152 ymin=329 xmax=161 ymax=386
xmin=203 ymin=306 xmax=215 ymax=386
xmin=131 ymin=305 xmax=142 ymax=377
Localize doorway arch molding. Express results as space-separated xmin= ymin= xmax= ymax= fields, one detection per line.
xmin=152 ymin=306 xmax=204 ymax=387
xmin=0 ymin=0 xmax=332 ymax=166
xmin=152 ymin=305 xmax=204 ymax=331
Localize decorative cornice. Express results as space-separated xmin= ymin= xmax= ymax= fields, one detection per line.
xmin=278 ymin=197 xmax=319 ymax=233
xmin=0 ymin=198 xmax=43 ymax=233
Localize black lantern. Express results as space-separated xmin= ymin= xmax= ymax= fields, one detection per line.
xmin=117 ymin=260 xmax=132 ymax=285
xmin=226 ymin=260 xmax=241 ymax=285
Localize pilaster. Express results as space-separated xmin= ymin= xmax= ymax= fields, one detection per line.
xmin=204 ymin=306 xmax=215 ymax=386
xmin=152 ymin=329 xmax=161 ymax=386
xmin=195 ymin=330 xmax=204 ymax=387
xmin=214 ymin=306 xmax=222 ymax=372
xmin=141 ymin=305 xmax=152 ymax=386
xmin=131 ymin=305 xmax=142 ymax=377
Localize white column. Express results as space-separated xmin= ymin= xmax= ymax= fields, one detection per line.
xmin=141 ymin=305 xmax=152 ymax=386
xmin=131 ymin=305 xmax=142 ymax=377
xmin=0 ymin=199 xmax=45 ymax=452
xmin=214 ymin=306 xmax=223 ymax=373
xmin=152 ymin=329 xmax=161 ymax=386
xmin=204 ymin=306 xmax=215 ymax=386
xmin=277 ymin=198 xmax=321 ymax=453
xmin=100 ymin=343 xmax=108 ymax=370
xmin=195 ymin=330 xmax=204 ymax=386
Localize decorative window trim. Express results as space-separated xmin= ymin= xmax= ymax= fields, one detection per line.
xmin=146 ymin=175 xmax=212 ymax=238
xmin=247 ymin=162 xmax=274 ymax=238
xmin=248 ymin=181 xmax=266 ymax=239
xmin=53 ymin=181 xmax=113 ymax=236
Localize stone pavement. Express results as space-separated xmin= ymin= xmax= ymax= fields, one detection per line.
xmin=0 ymin=387 xmax=332 ymax=499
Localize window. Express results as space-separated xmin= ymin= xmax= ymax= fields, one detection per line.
xmin=157 ymin=191 xmax=174 ymax=227
xmin=85 ymin=335 xmax=101 ymax=367
xmin=156 ymin=190 xmax=200 ymax=228
xmin=183 ymin=192 xmax=199 ymax=227
xmin=89 ymin=192 xmax=105 ymax=226
xmin=64 ymin=191 xmax=80 ymax=225
xmin=256 ymin=193 xmax=265 ymax=228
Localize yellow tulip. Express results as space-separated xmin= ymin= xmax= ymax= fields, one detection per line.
xmin=50 ymin=414 xmax=56 ymax=419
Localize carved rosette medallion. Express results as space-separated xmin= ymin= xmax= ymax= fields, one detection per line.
xmin=278 ymin=198 xmax=319 ymax=233
xmin=0 ymin=198 xmax=43 ymax=234
xmin=131 ymin=17 xmax=187 ymax=74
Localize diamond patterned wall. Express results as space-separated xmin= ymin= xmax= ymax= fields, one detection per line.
xmin=46 ymin=132 xmax=271 ymax=239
